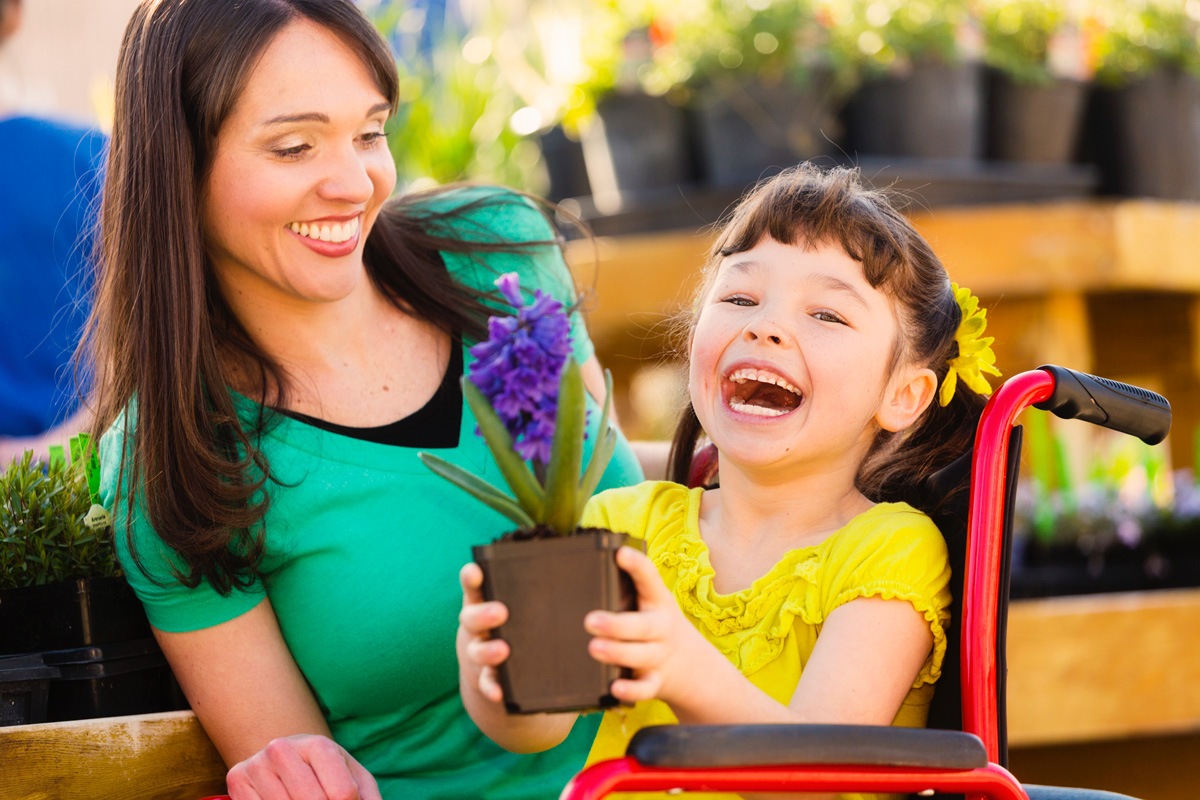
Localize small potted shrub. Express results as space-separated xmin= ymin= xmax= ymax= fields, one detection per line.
xmin=678 ymin=0 xmax=849 ymax=187
xmin=836 ymin=0 xmax=985 ymax=160
xmin=1088 ymin=0 xmax=1200 ymax=199
xmin=420 ymin=273 xmax=635 ymax=714
xmin=0 ymin=442 xmax=184 ymax=724
xmin=981 ymin=0 xmax=1093 ymax=164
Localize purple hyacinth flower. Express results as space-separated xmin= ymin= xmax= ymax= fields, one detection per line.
xmin=467 ymin=272 xmax=577 ymax=465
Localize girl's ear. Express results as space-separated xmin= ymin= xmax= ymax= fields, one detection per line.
xmin=876 ymin=365 xmax=937 ymax=433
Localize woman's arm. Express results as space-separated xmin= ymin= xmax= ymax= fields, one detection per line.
xmin=154 ymin=598 xmax=380 ymax=800
xmin=457 ymin=563 xmax=579 ymax=753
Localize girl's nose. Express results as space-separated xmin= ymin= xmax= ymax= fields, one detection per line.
xmin=743 ymin=318 xmax=787 ymax=346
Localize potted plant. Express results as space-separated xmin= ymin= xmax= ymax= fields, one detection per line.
xmin=1088 ymin=0 xmax=1200 ymax=199
xmin=419 ymin=273 xmax=636 ymax=714
xmin=835 ymin=0 xmax=985 ymax=160
xmin=980 ymin=0 xmax=1093 ymax=164
xmin=0 ymin=441 xmax=185 ymax=725
xmin=676 ymin=0 xmax=849 ymax=188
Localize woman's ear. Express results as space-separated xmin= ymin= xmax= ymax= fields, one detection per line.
xmin=0 ymin=0 xmax=23 ymax=45
xmin=876 ymin=365 xmax=937 ymax=433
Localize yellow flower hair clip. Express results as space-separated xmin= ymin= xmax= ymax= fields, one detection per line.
xmin=939 ymin=282 xmax=1002 ymax=407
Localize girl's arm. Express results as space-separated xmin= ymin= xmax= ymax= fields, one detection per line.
xmin=153 ymin=599 xmax=380 ymax=800
xmin=586 ymin=547 xmax=934 ymax=726
xmin=457 ymin=563 xmax=579 ymax=752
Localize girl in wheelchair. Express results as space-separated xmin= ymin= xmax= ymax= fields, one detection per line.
xmin=458 ymin=163 xmax=998 ymax=778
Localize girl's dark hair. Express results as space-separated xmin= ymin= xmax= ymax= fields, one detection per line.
xmin=88 ymin=0 xmax=555 ymax=594
xmin=668 ymin=164 xmax=989 ymax=512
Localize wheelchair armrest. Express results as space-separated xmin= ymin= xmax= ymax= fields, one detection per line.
xmin=627 ymin=725 xmax=988 ymax=770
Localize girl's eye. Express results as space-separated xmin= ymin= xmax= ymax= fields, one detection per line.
xmin=813 ymin=310 xmax=846 ymax=324
xmin=721 ymin=295 xmax=756 ymax=307
xmin=273 ymin=143 xmax=310 ymax=160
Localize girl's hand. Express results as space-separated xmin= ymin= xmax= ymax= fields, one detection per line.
xmin=225 ymin=733 xmax=380 ymax=800
xmin=584 ymin=546 xmax=712 ymax=706
xmin=457 ymin=562 xmax=510 ymax=705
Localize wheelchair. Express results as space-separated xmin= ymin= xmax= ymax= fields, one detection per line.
xmin=560 ymin=365 xmax=1172 ymax=800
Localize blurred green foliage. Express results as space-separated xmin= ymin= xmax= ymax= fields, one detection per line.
xmin=0 ymin=451 xmax=116 ymax=591
xmin=980 ymin=0 xmax=1081 ymax=85
xmin=1092 ymin=0 xmax=1200 ymax=86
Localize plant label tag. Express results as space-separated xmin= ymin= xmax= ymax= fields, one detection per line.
xmin=82 ymin=503 xmax=112 ymax=532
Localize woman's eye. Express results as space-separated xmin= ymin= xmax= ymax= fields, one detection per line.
xmin=360 ymin=131 xmax=387 ymax=147
xmin=813 ymin=310 xmax=846 ymax=324
xmin=272 ymin=143 xmax=310 ymax=160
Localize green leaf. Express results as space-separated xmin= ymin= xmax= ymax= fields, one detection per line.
xmin=543 ymin=360 xmax=586 ymax=535
xmin=462 ymin=378 xmax=546 ymax=521
xmin=418 ymin=452 xmax=535 ymax=529
xmin=578 ymin=428 xmax=617 ymax=512
xmin=579 ymin=369 xmax=616 ymax=504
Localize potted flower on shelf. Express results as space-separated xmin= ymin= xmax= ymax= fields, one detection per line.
xmin=419 ymin=273 xmax=635 ymax=714
xmin=833 ymin=0 xmax=985 ymax=160
xmin=677 ymin=0 xmax=851 ymax=188
xmin=980 ymin=0 xmax=1094 ymax=165
xmin=0 ymin=439 xmax=185 ymax=725
xmin=1088 ymin=0 xmax=1200 ymax=199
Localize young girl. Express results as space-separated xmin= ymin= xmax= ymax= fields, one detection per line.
xmin=458 ymin=164 xmax=997 ymax=789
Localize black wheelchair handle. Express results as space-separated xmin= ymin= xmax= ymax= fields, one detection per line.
xmin=1034 ymin=365 xmax=1172 ymax=445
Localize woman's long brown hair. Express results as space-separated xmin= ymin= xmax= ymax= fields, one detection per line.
xmin=668 ymin=165 xmax=988 ymax=512
xmin=88 ymin=0 xmax=559 ymax=594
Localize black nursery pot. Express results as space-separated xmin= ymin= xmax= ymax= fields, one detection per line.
xmin=987 ymin=74 xmax=1087 ymax=164
xmin=0 ymin=576 xmax=151 ymax=656
xmin=580 ymin=91 xmax=696 ymax=202
xmin=473 ymin=529 xmax=637 ymax=714
xmin=845 ymin=62 xmax=984 ymax=160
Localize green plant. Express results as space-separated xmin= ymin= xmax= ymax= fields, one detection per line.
xmin=980 ymin=0 xmax=1092 ymax=85
xmin=0 ymin=451 xmax=116 ymax=591
xmin=1092 ymin=0 xmax=1200 ymax=86
xmin=824 ymin=0 xmax=977 ymax=80
xmin=419 ymin=273 xmax=616 ymax=536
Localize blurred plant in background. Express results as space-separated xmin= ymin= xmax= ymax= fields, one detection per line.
xmin=822 ymin=0 xmax=980 ymax=80
xmin=1091 ymin=0 xmax=1200 ymax=86
xmin=979 ymin=0 xmax=1097 ymax=85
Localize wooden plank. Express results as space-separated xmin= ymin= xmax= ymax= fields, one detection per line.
xmin=0 ymin=710 xmax=227 ymax=800
xmin=1006 ymin=588 xmax=1200 ymax=746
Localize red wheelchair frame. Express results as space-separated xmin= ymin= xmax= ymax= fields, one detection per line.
xmin=559 ymin=366 xmax=1171 ymax=800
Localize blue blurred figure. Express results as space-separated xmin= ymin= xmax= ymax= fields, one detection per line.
xmin=0 ymin=0 xmax=106 ymax=463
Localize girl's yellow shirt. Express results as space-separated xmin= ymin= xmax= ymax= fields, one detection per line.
xmin=579 ymin=481 xmax=952 ymax=800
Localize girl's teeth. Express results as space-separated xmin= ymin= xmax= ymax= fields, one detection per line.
xmin=728 ymin=400 xmax=788 ymax=417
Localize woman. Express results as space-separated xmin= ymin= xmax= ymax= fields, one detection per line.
xmin=90 ymin=2 xmax=643 ymax=798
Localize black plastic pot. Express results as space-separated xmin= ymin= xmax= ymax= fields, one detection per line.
xmin=0 ymin=576 xmax=151 ymax=656
xmin=473 ymin=529 xmax=637 ymax=714
xmin=0 ymin=654 xmax=59 ymax=726
xmin=41 ymin=637 xmax=188 ymax=722
xmin=580 ymin=91 xmax=696 ymax=205
xmin=538 ymin=127 xmax=592 ymax=202
xmin=987 ymin=74 xmax=1087 ymax=164
xmin=845 ymin=62 xmax=984 ymax=160
xmin=1091 ymin=69 xmax=1200 ymax=200
xmin=692 ymin=71 xmax=840 ymax=188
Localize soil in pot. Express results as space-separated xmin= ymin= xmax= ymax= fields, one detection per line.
xmin=845 ymin=62 xmax=984 ymax=160
xmin=0 ymin=576 xmax=152 ymax=656
xmin=1086 ymin=69 xmax=1200 ymax=200
xmin=692 ymin=71 xmax=840 ymax=188
xmin=473 ymin=528 xmax=637 ymax=714
xmin=987 ymin=73 xmax=1087 ymax=164
xmin=580 ymin=91 xmax=697 ymax=208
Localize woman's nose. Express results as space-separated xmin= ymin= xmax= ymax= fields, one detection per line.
xmin=317 ymin=145 xmax=375 ymax=204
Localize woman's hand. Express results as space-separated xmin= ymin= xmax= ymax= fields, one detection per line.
xmin=225 ymin=733 xmax=380 ymax=800
xmin=584 ymin=546 xmax=713 ymax=707
xmin=457 ymin=562 xmax=510 ymax=705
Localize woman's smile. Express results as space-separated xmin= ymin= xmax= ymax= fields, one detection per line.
xmin=286 ymin=214 xmax=362 ymax=256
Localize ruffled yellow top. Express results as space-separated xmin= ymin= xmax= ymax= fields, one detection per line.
xmin=580 ymin=481 xmax=952 ymax=800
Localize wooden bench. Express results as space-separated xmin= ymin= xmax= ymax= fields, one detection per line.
xmin=0 ymin=710 xmax=226 ymax=800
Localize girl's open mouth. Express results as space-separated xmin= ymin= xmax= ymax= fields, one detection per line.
xmin=725 ymin=367 xmax=805 ymax=418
